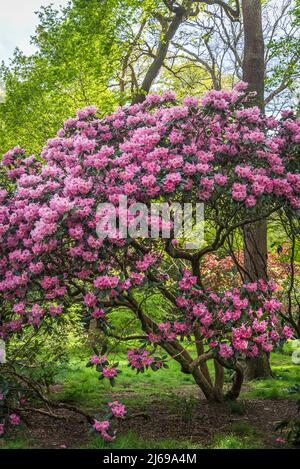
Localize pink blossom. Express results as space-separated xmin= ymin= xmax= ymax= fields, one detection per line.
xmin=245 ymin=195 xmax=257 ymax=207
xmin=232 ymin=183 xmax=248 ymax=201
xmin=84 ymin=293 xmax=97 ymax=307
xmin=9 ymin=414 xmax=21 ymax=426
xmin=183 ymin=96 xmax=198 ymax=107
xmin=93 ymin=419 xmax=110 ymax=433
xmin=102 ymin=367 xmax=118 ymax=379
xmin=90 ymin=354 xmax=107 ymax=365
xmin=282 ymin=326 xmax=293 ymax=339
xmin=91 ymin=308 xmax=105 ymax=318
xmin=108 ymin=401 xmax=126 ymax=418
xmin=93 ymin=276 xmax=119 ymax=290
xmin=127 ymin=348 xmax=155 ymax=369
xmin=219 ymin=344 xmax=234 ymax=359
xmin=214 ymin=173 xmax=228 ymax=186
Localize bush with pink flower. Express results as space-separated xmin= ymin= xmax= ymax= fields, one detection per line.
xmin=0 ymin=84 xmax=299 ymax=430
xmin=92 ymin=401 xmax=126 ymax=441
xmin=0 ymin=377 xmax=23 ymax=438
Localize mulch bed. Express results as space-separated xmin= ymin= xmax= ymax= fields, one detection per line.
xmin=3 ymin=397 xmax=296 ymax=449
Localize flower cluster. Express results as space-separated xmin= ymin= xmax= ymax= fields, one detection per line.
xmin=108 ymin=401 xmax=126 ymax=418
xmin=87 ymin=354 xmax=121 ymax=385
xmin=157 ymin=277 xmax=293 ymax=359
xmin=127 ymin=348 xmax=165 ymax=372
xmin=92 ymin=400 xmax=126 ymax=442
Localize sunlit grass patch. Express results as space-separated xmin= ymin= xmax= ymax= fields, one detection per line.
xmin=212 ymin=433 xmax=264 ymax=449
xmin=83 ymin=431 xmax=201 ymax=449
xmin=52 ymin=351 xmax=198 ymax=409
xmin=242 ymin=349 xmax=300 ymax=400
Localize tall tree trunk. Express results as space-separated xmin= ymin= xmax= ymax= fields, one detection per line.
xmin=242 ymin=0 xmax=272 ymax=379
xmin=242 ymin=0 xmax=265 ymax=110
xmin=133 ymin=8 xmax=186 ymax=103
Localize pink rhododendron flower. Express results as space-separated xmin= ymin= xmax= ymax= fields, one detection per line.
xmin=219 ymin=343 xmax=234 ymax=359
xmin=128 ymin=348 xmax=154 ymax=369
xmin=282 ymin=326 xmax=293 ymax=339
xmin=93 ymin=419 xmax=115 ymax=442
xmin=90 ymin=354 xmax=107 ymax=365
xmin=108 ymin=401 xmax=126 ymax=418
xmin=102 ymin=367 xmax=118 ymax=379
xmin=84 ymin=293 xmax=97 ymax=307
xmin=9 ymin=414 xmax=21 ymax=426
xmin=93 ymin=419 xmax=110 ymax=433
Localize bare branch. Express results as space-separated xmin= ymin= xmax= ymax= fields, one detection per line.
xmin=193 ymin=0 xmax=240 ymax=22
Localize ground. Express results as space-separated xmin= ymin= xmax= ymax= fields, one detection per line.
xmin=1 ymin=346 xmax=299 ymax=449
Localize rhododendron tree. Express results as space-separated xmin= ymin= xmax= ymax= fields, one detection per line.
xmin=0 ymin=83 xmax=299 ymax=415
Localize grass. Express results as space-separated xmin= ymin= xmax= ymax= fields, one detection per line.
xmin=51 ymin=344 xmax=236 ymax=410
xmin=2 ymin=343 xmax=298 ymax=449
xmin=242 ymin=348 xmax=300 ymax=400
xmin=55 ymin=344 xmax=297 ymax=450
xmin=0 ymin=430 xmax=265 ymax=450
xmin=52 ymin=349 xmax=200 ymax=410
xmin=82 ymin=432 xmax=202 ymax=449
xmin=231 ymin=421 xmax=257 ymax=436
xmin=212 ymin=434 xmax=264 ymax=449
xmin=214 ymin=418 xmax=263 ymax=448
xmin=52 ymin=344 xmax=300 ymax=412
xmin=0 ymin=437 xmax=32 ymax=449
xmin=226 ymin=400 xmax=247 ymax=415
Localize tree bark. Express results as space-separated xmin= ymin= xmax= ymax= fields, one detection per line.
xmin=242 ymin=0 xmax=265 ymax=110
xmin=133 ymin=8 xmax=186 ymax=102
xmin=242 ymin=0 xmax=272 ymax=379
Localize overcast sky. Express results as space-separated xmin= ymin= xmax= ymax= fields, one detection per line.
xmin=0 ymin=0 xmax=69 ymax=64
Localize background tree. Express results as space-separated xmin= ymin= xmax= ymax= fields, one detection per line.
xmin=0 ymin=0 xmax=240 ymax=155
xmin=1 ymin=1 xmax=297 ymax=156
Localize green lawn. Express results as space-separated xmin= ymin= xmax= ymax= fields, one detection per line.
xmin=242 ymin=349 xmax=300 ymax=400
xmin=52 ymin=349 xmax=199 ymax=409
xmin=52 ymin=344 xmax=300 ymax=410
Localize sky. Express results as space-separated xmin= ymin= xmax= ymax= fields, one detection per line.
xmin=0 ymin=0 xmax=69 ymax=64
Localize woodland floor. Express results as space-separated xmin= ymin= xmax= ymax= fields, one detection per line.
xmin=1 ymin=345 xmax=300 ymax=449
xmin=4 ymin=397 xmax=296 ymax=449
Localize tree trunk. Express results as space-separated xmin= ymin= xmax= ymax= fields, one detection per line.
xmin=133 ymin=9 xmax=185 ymax=103
xmin=242 ymin=0 xmax=265 ymax=110
xmin=244 ymin=352 xmax=272 ymax=381
xmin=242 ymin=0 xmax=272 ymax=379
xmin=243 ymin=219 xmax=268 ymax=282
